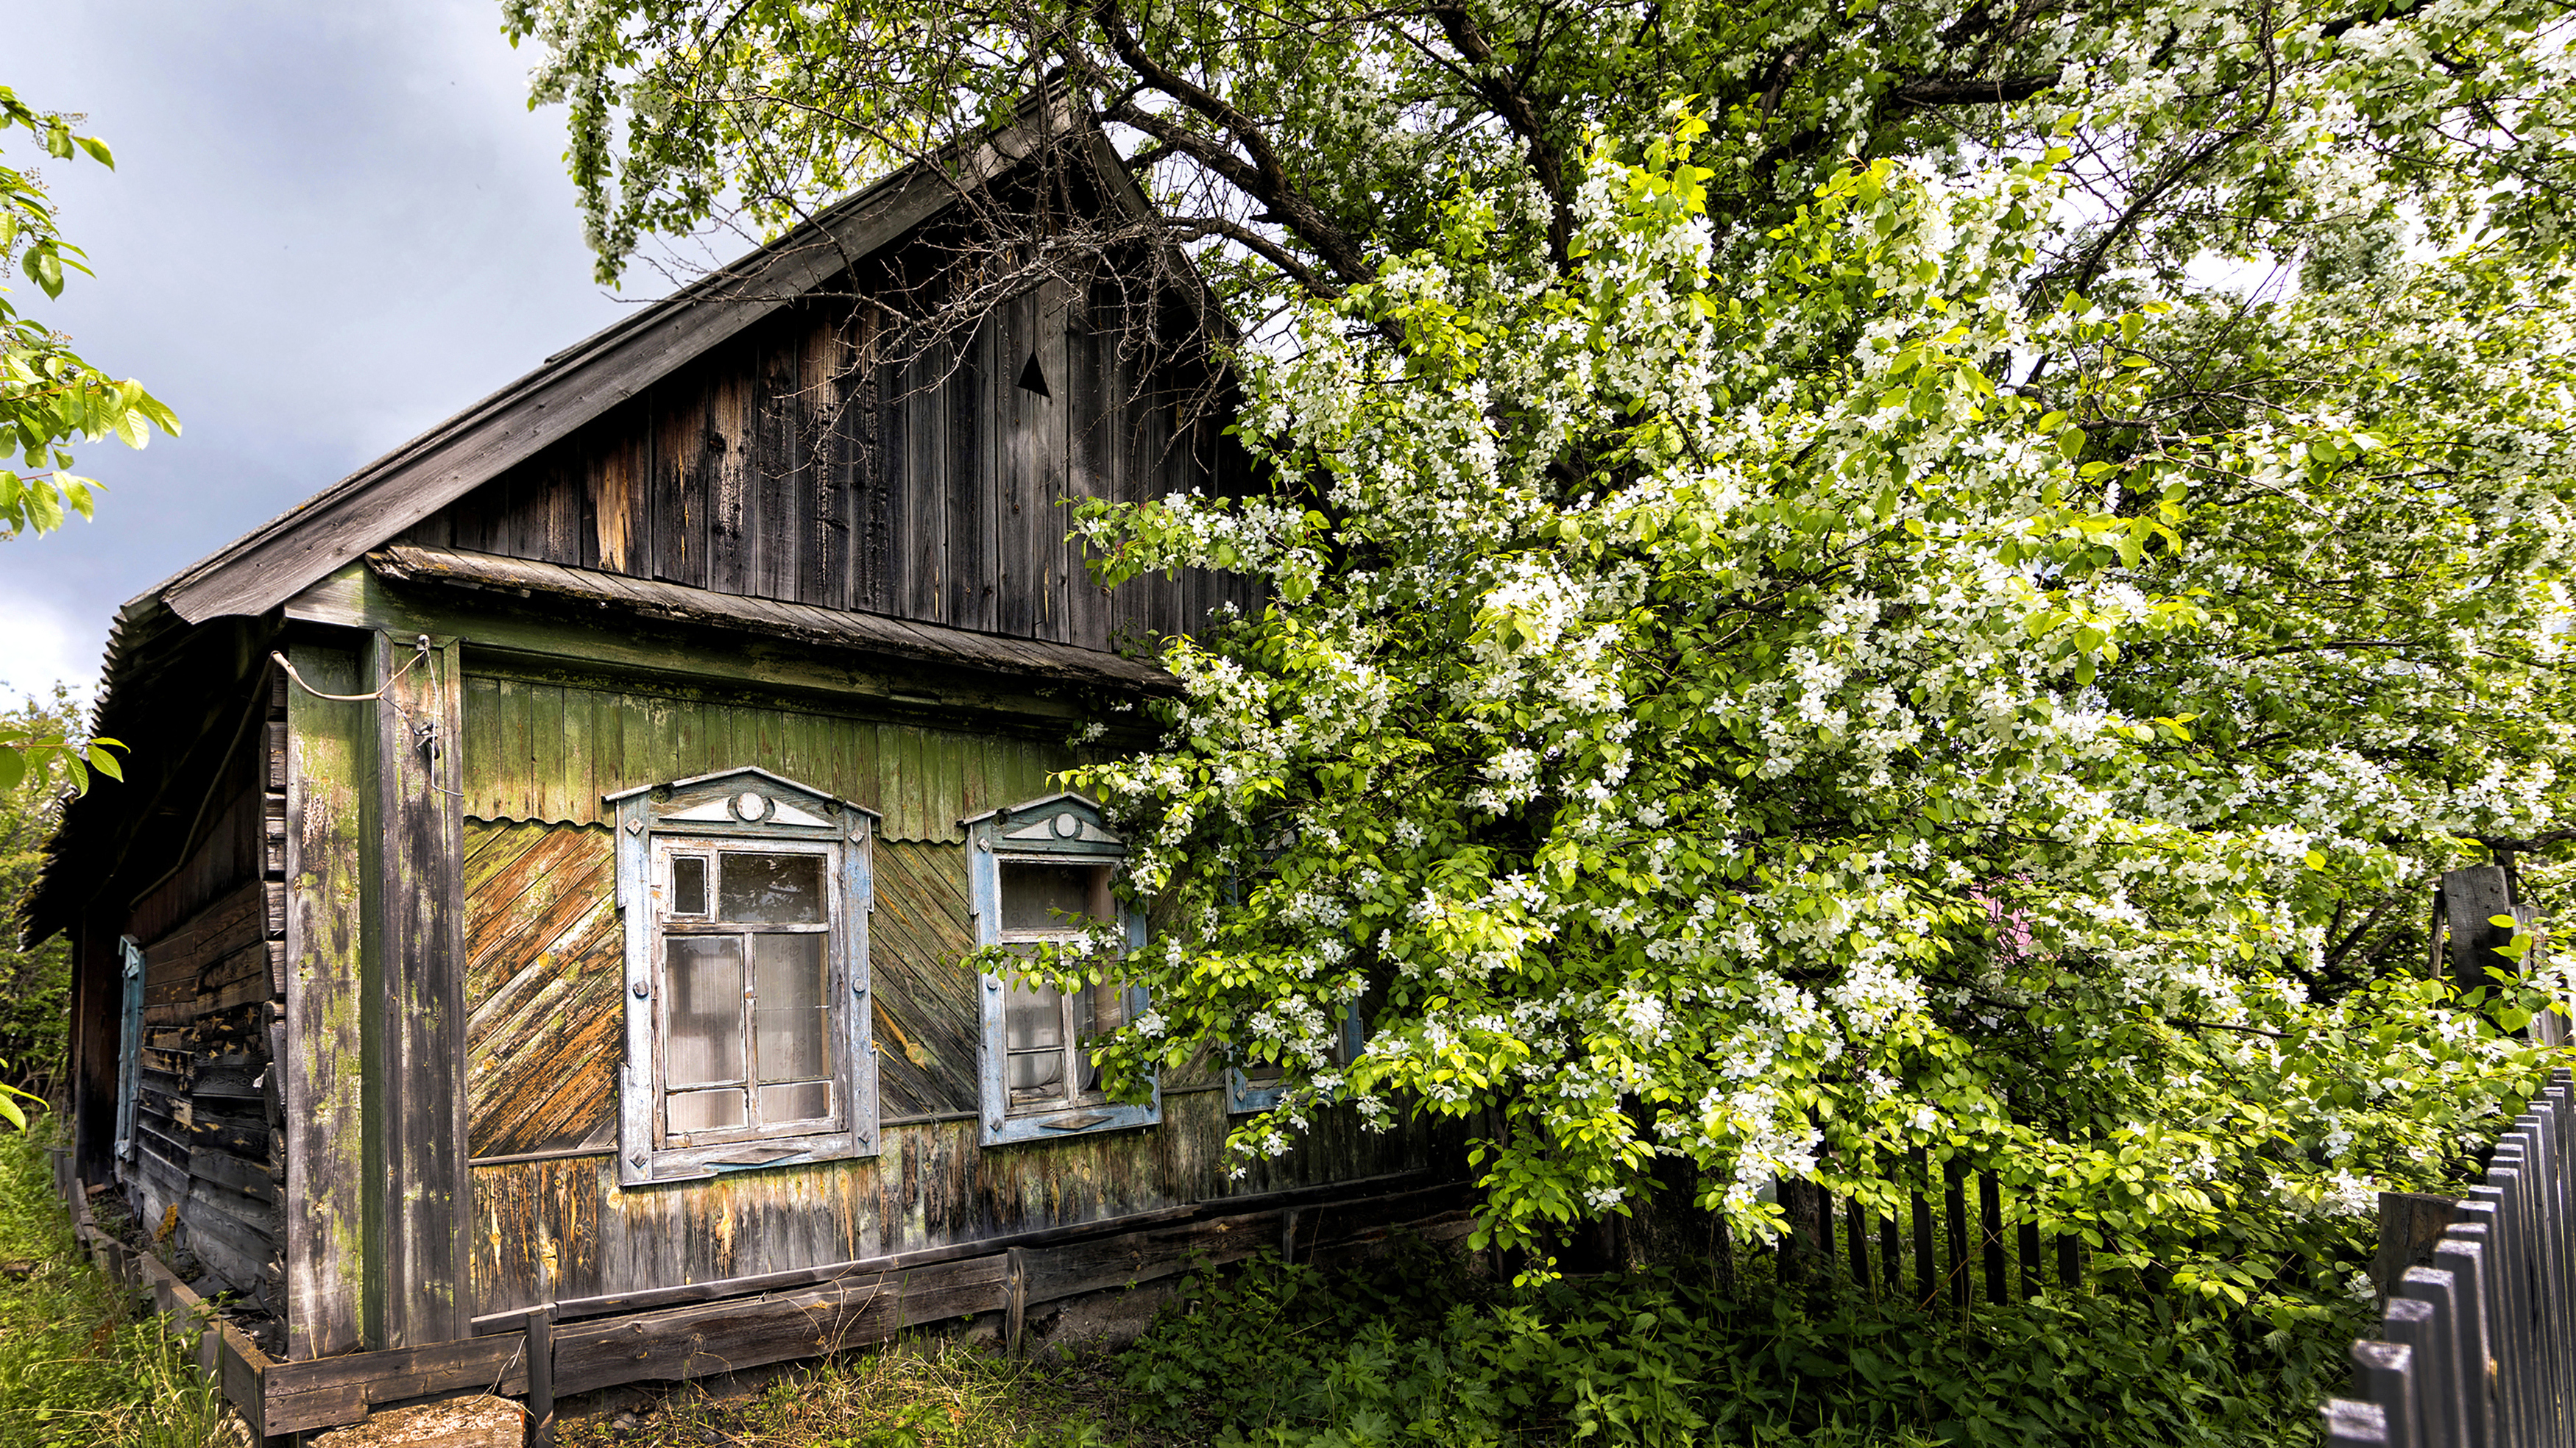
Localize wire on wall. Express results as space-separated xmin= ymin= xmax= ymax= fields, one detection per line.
xmin=272 ymin=635 xmax=469 ymax=801
xmin=270 ymin=636 xmax=431 ymax=702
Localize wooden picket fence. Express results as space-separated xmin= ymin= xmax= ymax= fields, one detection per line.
xmin=1768 ymin=1156 xmax=2084 ymax=1310
xmin=2321 ymin=1066 xmax=2576 ymax=1446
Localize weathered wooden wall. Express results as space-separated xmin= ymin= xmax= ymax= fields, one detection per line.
xmin=465 ymin=824 xmax=988 ymax=1146
xmin=282 ymin=643 xmax=372 ymax=1360
xmin=464 ymin=823 xmax=622 ymax=1160
xmin=459 ymin=672 xmax=1074 ymax=842
xmin=402 ymin=272 xmax=1260 ymax=653
xmin=118 ymin=674 xmax=286 ymax=1316
xmin=459 ymin=792 xmax=1421 ymax=1317
xmin=468 ymin=1088 xmax=1427 ymax=1316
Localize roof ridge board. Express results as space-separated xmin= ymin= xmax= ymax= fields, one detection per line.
xmin=158 ymin=88 xmax=1111 ymax=628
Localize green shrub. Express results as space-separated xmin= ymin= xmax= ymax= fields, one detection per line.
xmin=0 ymin=688 xmax=82 ymax=1107
xmin=1118 ymin=1242 xmax=2360 ymax=1448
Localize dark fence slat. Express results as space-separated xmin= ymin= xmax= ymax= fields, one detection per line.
xmin=2383 ymin=1297 xmax=2456 ymax=1448
xmin=1978 ymin=1170 xmax=2006 ymax=1305
xmin=2431 ymin=1234 xmax=2494 ymax=1448
xmin=2397 ymin=1268 xmax=2471 ymax=1448
xmin=1878 ymin=1204 xmax=1902 ymax=1300
xmin=1943 ymin=1158 xmax=1970 ymax=1316
xmin=1910 ymin=1178 xmax=1935 ymax=1309
xmin=2352 ymin=1340 xmax=2418 ymax=1448
xmin=1844 ymin=1196 xmax=1871 ymax=1296
xmin=2459 ymin=1191 xmax=2522 ymax=1447
xmin=2324 ymin=1398 xmax=2392 ymax=1446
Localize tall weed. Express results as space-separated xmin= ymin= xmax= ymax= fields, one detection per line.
xmin=0 ymin=1133 xmax=241 ymax=1448
xmin=1118 ymin=1241 xmax=2356 ymax=1448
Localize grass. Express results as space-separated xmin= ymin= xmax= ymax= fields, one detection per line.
xmin=0 ymin=1129 xmax=242 ymax=1448
xmin=0 ymin=1128 xmax=2355 ymax=1448
xmin=551 ymin=1341 xmax=1140 ymax=1448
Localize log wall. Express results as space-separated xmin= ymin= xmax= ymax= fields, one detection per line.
xmin=117 ymin=670 xmax=287 ymax=1315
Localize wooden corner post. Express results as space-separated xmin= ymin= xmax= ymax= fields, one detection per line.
xmin=367 ymin=631 xmax=472 ymax=1348
xmin=283 ymin=642 xmax=371 ymax=1360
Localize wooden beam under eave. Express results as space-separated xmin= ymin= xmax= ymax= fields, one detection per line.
xmin=280 ymin=564 xmax=1143 ymax=731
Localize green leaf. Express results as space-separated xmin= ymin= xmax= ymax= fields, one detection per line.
xmin=25 ymin=244 xmax=65 ymax=298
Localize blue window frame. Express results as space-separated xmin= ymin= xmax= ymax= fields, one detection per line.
xmin=965 ymin=793 xmax=1157 ymax=1145
xmin=1226 ymin=1005 xmax=1367 ymax=1115
xmin=114 ymin=936 xmax=145 ymax=1161
xmin=607 ymin=768 xmax=880 ymax=1186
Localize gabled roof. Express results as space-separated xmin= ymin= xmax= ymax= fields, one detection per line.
xmin=152 ymin=87 xmax=1149 ymax=627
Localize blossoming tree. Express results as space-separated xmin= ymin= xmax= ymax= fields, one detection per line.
xmin=512 ymin=0 xmax=2576 ymax=1307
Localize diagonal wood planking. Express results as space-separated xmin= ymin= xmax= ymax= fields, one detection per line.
xmin=463 ymin=823 xmax=625 ymax=1160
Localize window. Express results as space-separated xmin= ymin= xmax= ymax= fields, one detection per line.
xmin=1226 ymin=1001 xmax=1367 ymax=1115
xmin=609 ymin=769 xmax=879 ymax=1185
xmin=114 ymin=936 xmax=144 ymax=1162
xmin=966 ymin=794 xmax=1158 ymax=1144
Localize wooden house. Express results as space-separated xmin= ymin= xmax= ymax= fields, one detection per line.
xmin=28 ymin=98 xmax=1464 ymax=1439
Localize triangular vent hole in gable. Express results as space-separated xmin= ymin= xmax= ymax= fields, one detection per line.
xmin=1016 ymin=351 xmax=1050 ymax=398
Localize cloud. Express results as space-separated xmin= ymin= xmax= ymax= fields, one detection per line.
xmin=0 ymin=576 xmax=105 ymax=711
xmin=5 ymin=0 xmax=636 ymax=695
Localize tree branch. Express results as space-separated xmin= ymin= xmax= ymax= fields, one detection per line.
xmin=1425 ymin=1 xmax=1574 ymax=267
xmin=1088 ymin=0 xmax=1379 ymax=289
xmin=1889 ymin=74 xmax=2059 ymax=107
xmin=1164 ymin=216 xmax=1345 ymax=300
xmin=2319 ymin=0 xmax=2433 ymax=41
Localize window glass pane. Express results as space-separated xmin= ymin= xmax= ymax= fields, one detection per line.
xmin=667 ymin=1088 xmax=746 ymax=1133
xmin=670 ymin=856 xmax=708 ymax=916
xmin=1000 ymin=863 xmax=1103 ymax=934
xmin=718 ymin=852 xmax=825 ymax=924
xmin=664 ymin=937 xmax=744 ymax=1087
xmin=1076 ymin=983 xmax=1128 ymax=1095
xmin=759 ymin=1081 xmax=832 ymax=1124
xmin=1005 ymin=980 xmax=1064 ymax=1050
xmin=1007 ymin=1051 xmax=1064 ymax=1103
xmin=1005 ymin=979 xmax=1066 ymax=1108
xmin=753 ymin=934 xmax=829 ymax=1085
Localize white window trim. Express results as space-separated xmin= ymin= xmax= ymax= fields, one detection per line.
xmin=966 ymin=792 xmax=1158 ymax=1146
xmin=609 ymin=767 xmax=880 ymax=1185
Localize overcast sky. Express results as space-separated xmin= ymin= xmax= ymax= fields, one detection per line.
xmin=3 ymin=1 xmax=641 ymax=707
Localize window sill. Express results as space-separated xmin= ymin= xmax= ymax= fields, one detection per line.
xmin=618 ymin=1125 xmax=877 ymax=1187
xmin=981 ymin=1096 xmax=1160 ymax=1147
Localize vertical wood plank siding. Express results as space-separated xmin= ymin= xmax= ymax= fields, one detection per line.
xmin=469 ymin=1089 xmax=1429 ymax=1317
xmin=404 ymin=277 xmax=1260 ymax=656
xmin=126 ymin=879 xmax=282 ymax=1313
xmin=459 ymin=675 xmax=1069 ymax=842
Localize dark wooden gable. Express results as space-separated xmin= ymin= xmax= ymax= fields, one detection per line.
xmin=402 ymin=219 xmax=1257 ymax=653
